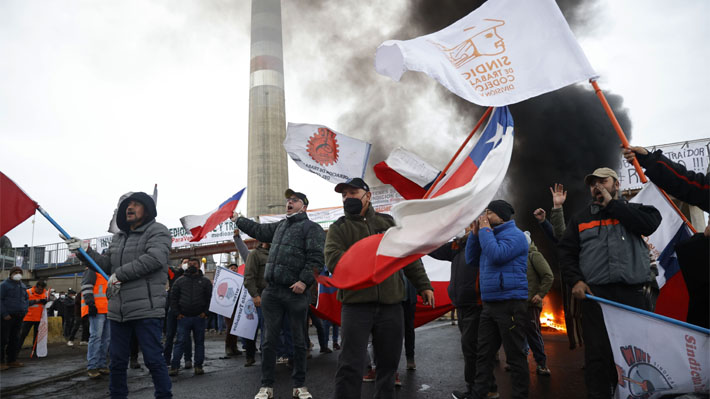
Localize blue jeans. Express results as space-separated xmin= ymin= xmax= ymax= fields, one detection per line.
xmin=163 ymin=309 xmax=191 ymax=365
xmin=217 ymin=315 xmax=226 ymax=332
xmin=110 ymin=318 xmax=172 ymax=399
xmin=87 ymin=314 xmax=110 ymax=370
xmin=323 ymin=320 xmax=339 ymax=344
xmin=261 ymin=286 xmax=309 ymax=388
xmin=171 ymin=316 xmax=206 ymax=368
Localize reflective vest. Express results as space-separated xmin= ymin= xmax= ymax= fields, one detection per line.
xmin=81 ymin=274 xmax=108 ymax=317
xmin=24 ymin=288 xmax=49 ymax=322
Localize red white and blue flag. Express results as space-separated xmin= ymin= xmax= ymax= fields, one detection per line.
xmin=630 ymin=183 xmax=693 ymax=321
xmin=374 ymin=147 xmax=441 ymax=200
xmin=318 ymin=107 xmax=514 ymax=290
xmin=180 ymin=188 xmax=245 ymax=243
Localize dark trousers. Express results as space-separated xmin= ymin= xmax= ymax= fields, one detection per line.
xmin=472 ymin=300 xmax=529 ymax=399
xmin=69 ymin=316 xmax=89 ymax=341
xmin=19 ymin=321 xmax=40 ymax=350
xmin=335 ymin=303 xmax=403 ymax=399
xmin=277 ymin=311 xmax=294 ymax=358
xmin=583 ymin=283 xmax=648 ymax=399
xmin=402 ymin=300 xmax=416 ymax=359
xmin=109 ymin=318 xmax=172 ymax=399
xmin=171 ymin=316 xmax=206 ymax=368
xmin=1 ymin=314 xmax=24 ymax=363
xmin=457 ymin=305 xmax=497 ymax=392
xmin=163 ymin=309 xmax=191 ymax=364
xmin=62 ymin=315 xmax=75 ymax=339
xmin=522 ymin=306 xmax=547 ymax=367
xmin=306 ymin=309 xmax=327 ymax=349
xmin=244 ymin=306 xmax=264 ymax=358
xmin=261 ymin=286 xmax=309 ymax=388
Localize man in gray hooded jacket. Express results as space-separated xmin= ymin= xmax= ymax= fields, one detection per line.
xmin=63 ymin=192 xmax=172 ymax=398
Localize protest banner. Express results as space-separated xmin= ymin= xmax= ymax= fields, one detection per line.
xmin=230 ymin=287 xmax=259 ymax=340
xmin=209 ymin=267 xmax=243 ymax=318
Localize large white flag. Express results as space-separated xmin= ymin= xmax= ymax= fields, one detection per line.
xmin=35 ymin=301 xmax=52 ymax=358
xmin=375 ymin=0 xmax=596 ymax=106
xmin=599 ymin=301 xmax=709 ymax=398
xmin=108 ymin=185 xmax=158 ymax=234
xmin=284 ymin=123 xmax=372 ymax=184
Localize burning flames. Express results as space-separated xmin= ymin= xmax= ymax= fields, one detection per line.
xmin=540 ymin=311 xmax=566 ymax=332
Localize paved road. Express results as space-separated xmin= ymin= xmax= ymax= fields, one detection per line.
xmin=7 ymin=321 xmax=585 ymax=398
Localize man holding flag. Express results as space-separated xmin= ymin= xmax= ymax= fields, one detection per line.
xmin=325 ymin=178 xmax=434 ymax=399
xmin=558 ymin=167 xmax=661 ymax=399
xmin=62 ymin=192 xmax=173 ymax=398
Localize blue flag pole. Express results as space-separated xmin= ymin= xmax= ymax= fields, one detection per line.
xmin=586 ymin=294 xmax=710 ymax=335
xmin=37 ymin=206 xmax=110 ymax=281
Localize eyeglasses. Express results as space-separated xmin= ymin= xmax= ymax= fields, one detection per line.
xmin=286 ymin=197 xmax=302 ymax=203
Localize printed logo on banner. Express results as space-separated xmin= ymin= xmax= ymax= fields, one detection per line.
xmin=244 ymin=301 xmax=256 ymax=320
xmin=307 ymin=127 xmax=339 ymax=166
xmin=616 ymin=345 xmax=674 ymax=398
xmin=429 ymin=19 xmax=516 ymax=98
xmin=214 ymin=276 xmax=240 ymax=307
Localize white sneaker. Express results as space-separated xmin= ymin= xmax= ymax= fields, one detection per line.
xmin=254 ymin=387 xmax=273 ymax=399
xmin=79 ymin=341 xmax=88 ymax=346
xmin=292 ymin=387 xmax=312 ymax=399
xmin=67 ymin=341 xmax=74 ymax=347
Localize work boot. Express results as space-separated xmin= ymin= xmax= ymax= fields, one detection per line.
xmin=536 ymin=365 xmax=551 ymax=376
xmin=168 ymin=367 xmax=179 ymax=376
xmin=194 ymin=366 xmax=204 ymax=375
xmin=98 ymin=368 xmax=110 ymax=375
xmin=254 ymin=387 xmax=273 ymax=399
xmin=88 ymin=369 xmax=101 ymax=379
xmin=406 ymin=356 xmax=416 ymax=370
xmin=184 ymin=360 xmax=193 ymax=369
xmin=244 ymin=357 xmax=256 ymax=367
xmin=225 ymin=346 xmax=235 ymax=357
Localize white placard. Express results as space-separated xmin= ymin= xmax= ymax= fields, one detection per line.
xmin=208 ymin=267 xmax=243 ymax=318
xmin=230 ymin=287 xmax=259 ymax=340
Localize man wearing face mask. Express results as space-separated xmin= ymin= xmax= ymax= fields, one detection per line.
xmin=559 ymin=168 xmax=661 ymax=399
xmin=168 ymin=258 xmax=212 ymax=376
xmin=233 ymin=189 xmax=325 ymax=399
xmin=326 ymin=178 xmax=434 ymax=399
xmin=19 ymin=280 xmax=50 ymax=356
xmin=163 ymin=258 xmax=192 ymax=368
xmin=0 ymin=267 xmax=29 ymax=370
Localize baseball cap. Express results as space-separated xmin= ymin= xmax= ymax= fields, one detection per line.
xmin=284 ymin=189 xmax=309 ymax=206
xmin=334 ymin=178 xmax=370 ymax=193
xmin=584 ymin=167 xmax=619 ymax=186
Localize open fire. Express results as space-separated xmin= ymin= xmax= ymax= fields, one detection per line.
xmin=540 ymin=310 xmax=566 ymax=332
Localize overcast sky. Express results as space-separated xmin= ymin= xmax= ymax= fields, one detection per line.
xmin=2 ymin=0 xmax=708 ymax=247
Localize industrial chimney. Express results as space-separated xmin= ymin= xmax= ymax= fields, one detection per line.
xmin=246 ymin=0 xmax=289 ymax=217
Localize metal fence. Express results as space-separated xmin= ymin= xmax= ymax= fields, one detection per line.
xmin=0 ymin=238 xmax=99 ymax=271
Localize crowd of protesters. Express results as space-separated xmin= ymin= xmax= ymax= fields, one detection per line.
xmin=0 ymin=145 xmax=707 ymax=399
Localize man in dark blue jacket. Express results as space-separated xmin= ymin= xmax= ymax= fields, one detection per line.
xmin=0 ymin=267 xmax=28 ymax=369
xmin=465 ymin=200 xmax=529 ymax=399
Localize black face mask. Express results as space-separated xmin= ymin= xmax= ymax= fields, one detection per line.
xmin=343 ymin=197 xmax=364 ymax=215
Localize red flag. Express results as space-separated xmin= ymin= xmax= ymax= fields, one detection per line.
xmin=1 ymin=172 xmax=38 ymax=236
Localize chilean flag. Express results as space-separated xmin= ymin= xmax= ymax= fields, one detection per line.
xmin=630 ymin=182 xmax=693 ymax=321
xmin=180 ymin=188 xmax=245 ymax=242
xmin=318 ymin=107 xmax=514 ymax=290
xmin=374 ymin=147 xmax=441 ymax=200
xmin=315 ymin=257 xmax=454 ymax=328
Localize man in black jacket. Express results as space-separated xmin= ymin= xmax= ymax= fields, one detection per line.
xmin=168 ymin=258 xmax=212 ymax=376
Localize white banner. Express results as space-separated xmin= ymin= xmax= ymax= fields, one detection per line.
xmin=618 ymin=139 xmax=710 ymax=191
xmin=230 ymin=286 xmax=259 ymax=340
xmin=599 ymin=302 xmax=709 ymax=398
xmin=208 ymin=267 xmax=243 ymax=318
xmin=284 ymin=123 xmax=372 ymax=183
xmin=375 ymin=0 xmax=596 ymax=106
xmin=35 ymin=301 xmax=52 ymax=358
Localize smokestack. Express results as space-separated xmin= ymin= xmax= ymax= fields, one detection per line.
xmin=247 ymin=0 xmax=289 ymax=217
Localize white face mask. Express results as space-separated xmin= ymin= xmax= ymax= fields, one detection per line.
xmin=12 ymin=274 xmax=22 ymax=281
xmin=181 ymin=263 xmax=189 ymax=270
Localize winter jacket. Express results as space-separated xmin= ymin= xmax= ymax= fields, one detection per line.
xmin=244 ymin=246 xmax=269 ymax=298
xmin=0 ymin=278 xmax=29 ymax=318
xmin=637 ymin=149 xmax=709 ymax=212
xmin=84 ymin=213 xmax=171 ymax=322
xmin=527 ymin=241 xmax=554 ymax=309
xmin=558 ymin=199 xmax=661 ymax=287
xmin=325 ymin=204 xmax=433 ymax=305
xmin=465 ymin=220 xmax=528 ymax=302
xmin=537 ymin=208 xmax=566 ymax=244
xmin=166 ymin=267 xmax=185 ymax=310
xmin=237 ymin=212 xmax=325 ymax=288
xmin=170 ymin=268 xmax=212 ymax=317
xmin=429 ymin=236 xmax=481 ymax=308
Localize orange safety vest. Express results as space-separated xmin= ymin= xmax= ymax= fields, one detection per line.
xmin=81 ymin=274 xmax=108 ymax=317
xmin=24 ymin=288 xmax=49 ymax=322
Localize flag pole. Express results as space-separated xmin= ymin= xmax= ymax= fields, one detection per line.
xmin=36 ymin=206 xmax=110 ymax=281
xmin=587 ymin=294 xmax=710 ymax=335
xmin=423 ymin=106 xmax=494 ymax=199
xmin=589 ymin=79 xmax=647 ymax=183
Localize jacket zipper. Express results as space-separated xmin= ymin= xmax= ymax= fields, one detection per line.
xmin=118 ymin=234 xmax=126 ymax=322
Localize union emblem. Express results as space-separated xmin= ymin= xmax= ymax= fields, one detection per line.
xmin=307 ymin=127 xmax=339 ymax=166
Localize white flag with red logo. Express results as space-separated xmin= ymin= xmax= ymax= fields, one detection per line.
xmin=375 ymin=0 xmax=596 ymax=106
xmin=34 ymin=301 xmax=52 ymax=358
xmin=284 ymin=123 xmax=372 ymax=184
xmin=599 ymin=301 xmax=709 ymax=398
